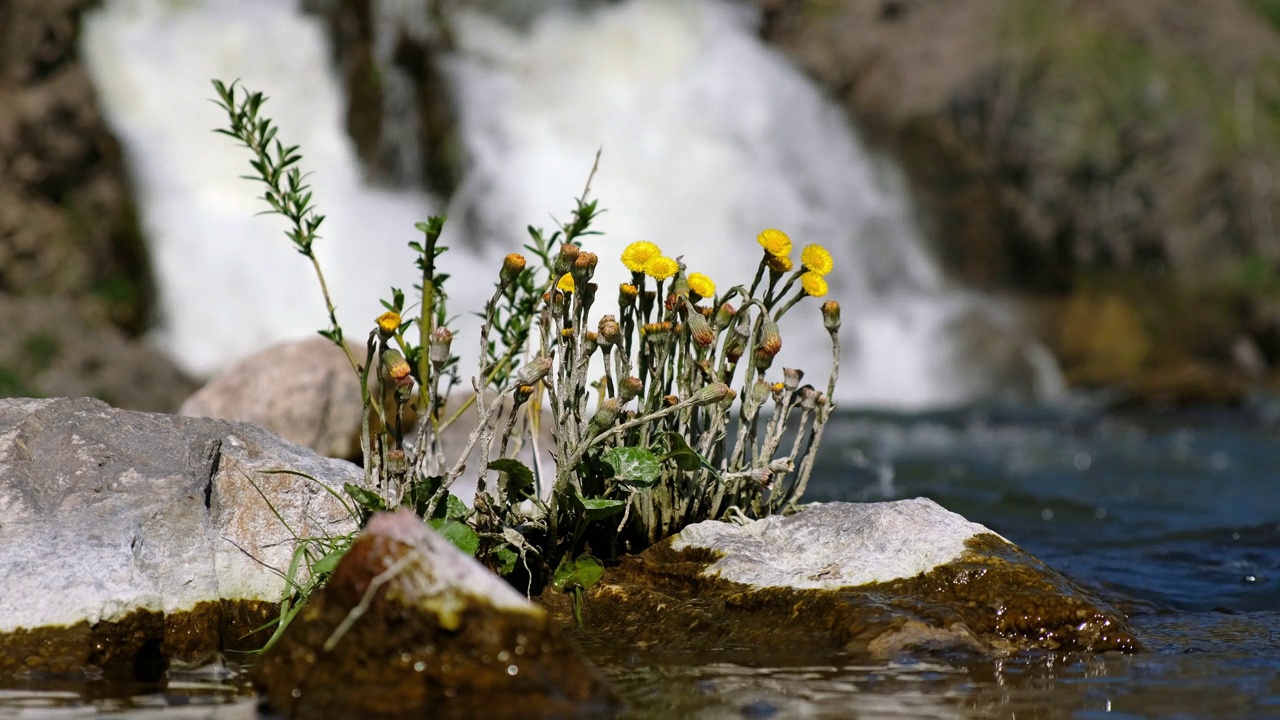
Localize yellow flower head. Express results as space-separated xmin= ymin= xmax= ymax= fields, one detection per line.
xmin=801 ymin=244 xmax=834 ymax=276
xmin=757 ymin=228 xmax=792 ymax=258
xmin=644 ymin=255 xmax=680 ymax=281
xmin=376 ymin=310 xmax=401 ymax=335
xmin=801 ymin=273 xmax=829 ymax=298
xmin=557 ymin=273 xmax=575 ymax=293
xmin=687 ymin=272 xmax=716 ymax=299
xmin=766 ymin=254 xmax=793 ymax=274
xmin=622 ymin=241 xmax=662 ymax=273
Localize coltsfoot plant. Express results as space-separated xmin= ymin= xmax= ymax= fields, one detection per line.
xmin=213 ymin=79 xmax=840 ymax=600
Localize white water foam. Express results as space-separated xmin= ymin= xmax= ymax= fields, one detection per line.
xmin=82 ymin=0 xmax=1057 ymax=408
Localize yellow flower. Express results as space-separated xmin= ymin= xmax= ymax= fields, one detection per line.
xmin=376 ymin=311 xmax=401 ymax=336
xmin=801 ymin=244 xmax=833 ymax=276
xmin=687 ymin=272 xmax=716 ymax=299
xmin=766 ymin=254 xmax=793 ymax=274
xmin=801 ymin=273 xmax=829 ymax=298
xmin=622 ymin=241 xmax=662 ymax=273
xmin=757 ymin=228 xmax=792 ymax=257
xmin=644 ymin=255 xmax=679 ymax=281
xmin=557 ymin=273 xmax=575 ymax=293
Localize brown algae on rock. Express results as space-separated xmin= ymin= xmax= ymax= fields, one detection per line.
xmin=254 ymin=510 xmax=615 ymax=719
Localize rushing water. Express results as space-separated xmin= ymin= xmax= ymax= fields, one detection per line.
xmin=5 ymin=405 xmax=1280 ymax=718
xmin=80 ymin=0 xmax=1056 ymax=408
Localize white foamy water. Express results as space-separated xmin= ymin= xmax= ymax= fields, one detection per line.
xmin=82 ymin=0 xmax=1057 ymax=408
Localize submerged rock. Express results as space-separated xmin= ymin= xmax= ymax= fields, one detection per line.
xmin=255 ymin=510 xmax=615 ymax=719
xmin=0 ymin=397 xmax=359 ymax=678
xmin=541 ymin=499 xmax=1139 ymax=658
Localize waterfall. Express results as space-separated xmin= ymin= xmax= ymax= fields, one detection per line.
xmin=81 ymin=0 xmax=1058 ymax=409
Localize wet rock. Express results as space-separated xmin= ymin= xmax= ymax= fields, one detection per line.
xmin=0 ymin=397 xmax=360 ymax=678
xmin=180 ymin=338 xmax=363 ymax=460
xmin=255 ymin=509 xmax=615 ymax=719
xmin=541 ymin=499 xmax=1140 ymax=658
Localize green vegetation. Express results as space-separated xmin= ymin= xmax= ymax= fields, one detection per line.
xmin=212 ymin=79 xmax=840 ymax=623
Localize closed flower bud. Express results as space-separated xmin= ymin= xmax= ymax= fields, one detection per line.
xmin=500 ymin=253 xmax=526 ymax=285
xmin=554 ymin=243 xmax=580 ymax=275
xmin=714 ymin=302 xmax=735 ymax=331
xmin=560 ymin=327 xmax=576 ymax=342
xmin=587 ymin=398 xmax=621 ymax=436
xmin=429 ymin=326 xmax=453 ymax=369
xmin=690 ymin=382 xmax=730 ymax=406
xmin=768 ymin=457 xmax=795 ymax=474
xmin=382 ymin=348 xmax=412 ymax=381
xmin=724 ymin=332 xmax=746 ymax=363
xmin=662 ymin=394 xmax=679 ymax=408
xmin=514 ymin=355 xmax=553 ymax=386
xmin=686 ymin=309 xmax=715 ymax=347
xmin=750 ymin=379 xmax=772 ymax=406
xmin=757 ymin=315 xmax=782 ymax=357
xmin=619 ymin=375 xmax=644 ymax=403
xmin=744 ymin=467 xmax=774 ymax=488
xmin=754 ymin=347 xmax=775 ymax=372
xmin=597 ymin=315 xmax=622 ymax=346
xmin=571 ymin=251 xmax=598 ymax=284
xmin=797 ymin=384 xmax=819 ymax=409
xmin=640 ymin=290 xmax=656 ymax=316
xmin=719 ymin=388 xmax=737 ymax=410
xmin=821 ymin=300 xmax=841 ymax=333
xmin=619 ymin=284 xmax=638 ymax=308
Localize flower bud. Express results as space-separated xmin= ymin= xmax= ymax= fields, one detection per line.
xmin=754 ymin=347 xmax=775 ymax=372
xmin=766 ymin=254 xmax=793 ymax=274
xmin=618 ymin=375 xmax=644 ymax=404
xmin=597 ymin=315 xmax=622 ymax=346
xmin=757 ymin=314 xmax=782 ymax=358
xmin=554 ymin=243 xmax=580 ymax=276
xmin=662 ymin=394 xmax=679 ymax=408
xmin=768 ymin=457 xmax=794 ymax=474
xmin=500 ymin=253 xmax=526 ymax=285
xmin=514 ymin=384 xmax=536 ymax=406
xmin=821 ymin=300 xmax=841 ymax=334
xmin=571 ymin=251 xmax=598 ymax=284
xmin=686 ymin=309 xmax=715 ymax=347
xmin=619 ymin=284 xmax=638 ymax=308
xmin=690 ymin=382 xmax=730 ymax=406
xmin=514 ymin=355 xmax=553 ymax=386
xmin=382 ymin=348 xmax=412 ymax=381
xmin=797 ymin=384 xmax=819 ymax=409
xmin=586 ymin=397 xmax=621 ymax=436
xmin=429 ymin=326 xmax=453 ymax=370
xmin=640 ymin=290 xmax=656 ymax=316
xmin=749 ymin=379 xmax=772 ymax=407
xmin=714 ymin=302 xmax=735 ymax=332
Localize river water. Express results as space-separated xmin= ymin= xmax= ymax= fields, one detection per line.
xmin=4 ymin=405 xmax=1279 ymax=718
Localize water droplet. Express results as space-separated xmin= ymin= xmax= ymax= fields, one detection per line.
xmin=291 ymin=688 xmax=301 ymax=699
xmin=1073 ymin=452 xmax=1092 ymax=471
xmin=1243 ymin=575 xmax=1258 ymax=583
xmin=507 ymin=664 xmax=519 ymax=676
xmin=497 ymin=651 xmax=510 ymax=662
xmin=414 ymin=661 xmax=426 ymax=672
xmin=1095 ymin=507 xmax=1107 ymax=519
xmin=1041 ymin=508 xmax=1054 ymax=521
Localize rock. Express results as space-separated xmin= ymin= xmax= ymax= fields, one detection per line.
xmin=255 ymin=509 xmax=615 ymax=719
xmin=0 ymin=397 xmax=360 ymax=678
xmin=540 ymin=499 xmax=1140 ymax=657
xmin=0 ymin=294 xmax=197 ymax=413
xmin=180 ymin=338 xmax=364 ymax=460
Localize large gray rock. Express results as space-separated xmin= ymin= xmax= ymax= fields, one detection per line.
xmin=0 ymin=397 xmax=361 ymax=676
xmin=543 ymin=499 xmax=1140 ymax=657
xmin=179 ymin=338 xmax=363 ymax=460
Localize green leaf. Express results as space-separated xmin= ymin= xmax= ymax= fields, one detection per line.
xmin=400 ymin=475 xmax=443 ymax=517
xmin=428 ymin=518 xmax=479 ymax=556
xmin=310 ymin=545 xmax=347 ymax=576
xmin=551 ymin=554 xmax=605 ymax=593
xmin=660 ymin=432 xmax=709 ymax=473
xmin=431 ymin=492 xmax=471 ymax=522
xmin=492 ymin=546 xmax=518 ymax=576
xmin=602 ymin=446 xmax=661 ymax=488
xmin=573 ymin=493 xmax=626 ymax=519
xmin=488 ymin=458 xmax=535 ymax=502
xmin=344 ymin=482 xmax=387 ymax=516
